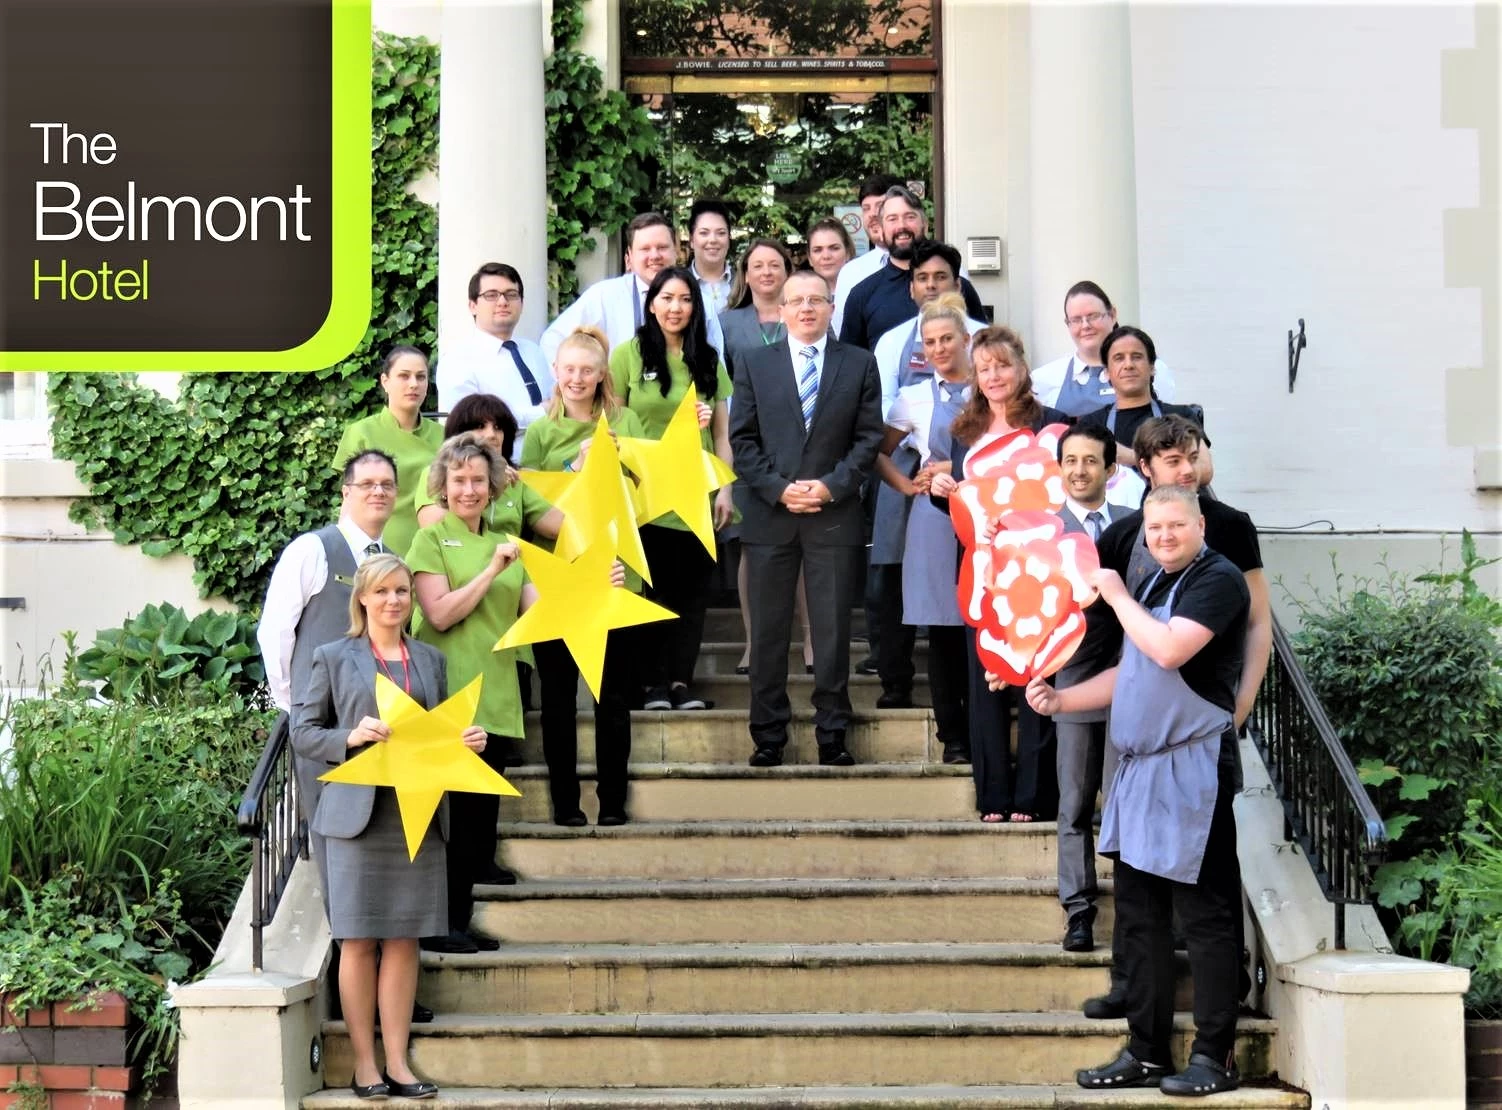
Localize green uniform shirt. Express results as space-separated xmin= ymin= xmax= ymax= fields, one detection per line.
xmin=521 ymin=405 xmax=649 ymax=591
xmin=405 ymin=512 xmax=527 ymax=738
xmin=608 ymin=341 xmax=732 ymax=532
xmin=333 ymin=408 xmax=445 ymax=561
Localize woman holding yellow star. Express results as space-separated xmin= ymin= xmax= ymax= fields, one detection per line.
xmin=406 ymin=432 xmax=536 ymax=954
xmin=291 ymin=553 xmax=484 ymax=1101
xmin=522 ymin=325 xmax=647 ymax=826
xmin=610 ymin=266 xmax=735 ymax=712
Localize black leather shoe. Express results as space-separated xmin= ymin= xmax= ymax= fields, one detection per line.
xmin=382 ymin=1074 xmax=438 ymax=1100
xmin=1063 ymin=912 xmax=1095 ymax=953
xmin=942 ymin=743 xmax=971 ymax=764
xmin=466 ymin=931 xmax=501 ymax=951
xmin=818 ymin=743 xmax=856 ymax=766
xmin=854 ymin=656 xmax=878 ymax=675
xmin=411 ymin=1001 xmax=433 ymax=1023
xmin=479 ymin=863 xmax=518 ymax=885
xmin=875 ymin=690 xmax=914 ymax=709
xmin=598 ymin=812 xmax=629 ymax=827
xmin=351 ymin=1078 xmax=389 ymax=1100
xmin=1082 ymin=991 xmax=1127 ymax=1019
xmin=1076 ymin=1047 xmax=1173 ymax=1089
xmin=554 ymin=812 xmax=588 ymax=827
xmin=420 ymin=930 xmax=478 ymax=954
xmin=749 ymin=745 xmax=783 ymax=767
xmin=1160 ymin=1053 xmax=1239 ymax=1096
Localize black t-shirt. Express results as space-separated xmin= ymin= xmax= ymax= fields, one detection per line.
xmin=1097 ymin=493 xmax=1262 ymax=580
xmin=1135 ymin=550 xmax=1250 ymax=712
xmin=1078 ymin=400 xmax=1208 ymax=454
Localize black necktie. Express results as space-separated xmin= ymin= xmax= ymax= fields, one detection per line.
xmin=502 ymin=340 xmax=543 ymax=406
xmin=363 ymin=542 xmax=382 ymax=558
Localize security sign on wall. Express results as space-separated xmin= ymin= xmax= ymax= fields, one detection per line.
xmin=0 ymin=0 xmax=372 ymax=372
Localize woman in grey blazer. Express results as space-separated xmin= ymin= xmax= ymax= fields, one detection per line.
xmin=292 ymin=553 xmax=486 ymax=1101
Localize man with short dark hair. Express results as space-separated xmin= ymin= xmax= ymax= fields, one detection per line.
xmin=542 ymin=211 xmax=726 ymax=362
xmin=731 ymin=270 xmax=884 ymax=769
xmin=1027 ymin=482 xmax=1250 ymax=1096
xmin=437 ymin=262 xmax=553 ymax=462
xmin=838 ymin=187 xmax=987 ymax=351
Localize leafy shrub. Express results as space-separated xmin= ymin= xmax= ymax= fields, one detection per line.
xmin=0 ymin=694 xmax=272 ymax=1087
xmin=1293 ymin=542 xmax=1502 ymax=852
xmin=71 ymin=602 xmax=267 ymax=709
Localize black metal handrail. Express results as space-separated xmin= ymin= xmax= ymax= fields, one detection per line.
xmin=1247 ymin=618 xmax=1388 ymax=948
xmin=235 ymin=712 xmax=308 ymax=972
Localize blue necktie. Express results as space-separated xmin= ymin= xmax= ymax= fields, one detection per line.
xmin=502 ymin=340 xmax=543 ymax=406
xmin=798 ymin=346 xmax=820 ymax=430
xmin=1085 ymin=511 xmax=1104 ymax=543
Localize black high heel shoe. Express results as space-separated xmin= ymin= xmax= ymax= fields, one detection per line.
xmin=382 ymin=1073 xmax=438 ymax=1099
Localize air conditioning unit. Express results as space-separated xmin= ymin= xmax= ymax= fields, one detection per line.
xmin=965 ymin=236 xmax=1003 ymax=275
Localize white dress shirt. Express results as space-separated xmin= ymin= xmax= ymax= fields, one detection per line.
xmin=437 ymin=324 xmax=554 ymax=461
xmin=542 ymin=272 xmax=726 ymax=366
xmin=873 ymin=312 xmax=989 ymax=419
xmin=256 ymin=518 xmax=384 ymax=711
xmin=1063 ymin=496 xmax=1112 ymax=539
xmin=692 ymin=260 xmax=733 ymax=320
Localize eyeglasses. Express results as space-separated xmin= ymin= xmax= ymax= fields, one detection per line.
xmin=477 ymin=290 xmax=522 ymax=304
xmin=347 ymin=481 xmax=397 ymax=494
xmin=1065 ymin=311 xmax=1110 ymax=328
xmin=783 ymin=295 xmax=831 ymax=308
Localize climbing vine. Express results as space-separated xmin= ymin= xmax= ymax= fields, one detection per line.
xmin=47 ymin=33 xmax=441 ymax=611
xmin=543 ymin=0 xmax=658 ymax=307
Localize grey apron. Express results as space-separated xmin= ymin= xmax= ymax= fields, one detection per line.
xmin=1053 ymin=357 xmax=1116 ymax=417
xmin=871 ymin=321 xmax=933 ymax=566
xmin=901 ymin=376 xmax=968 ymax=625
xmin=1099 ymin=552 xmax=1233 ymax=883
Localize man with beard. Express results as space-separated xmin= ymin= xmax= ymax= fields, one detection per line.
xmin=837 ymin=186 xmax=987 ymax=351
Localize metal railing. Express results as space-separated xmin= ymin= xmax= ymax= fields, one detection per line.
xmin=235 ymin=712 xmax=308 ymax=972
xmin=1247 ymin=618 xmax=1388 ymax=948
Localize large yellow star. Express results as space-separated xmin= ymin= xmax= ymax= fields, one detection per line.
xmin=319 ymin=674 xmax=520 ymax=860
xmin=517 ymin=416 xmax=652 ymax=585
xmin=616 ymin=388 xmax=737 ymax=557
xmin=494 ymin=530 xmax=676 ymax=700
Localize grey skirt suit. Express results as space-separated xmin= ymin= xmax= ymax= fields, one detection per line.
xmin=291 ymin=635 xmax=451 ymax=940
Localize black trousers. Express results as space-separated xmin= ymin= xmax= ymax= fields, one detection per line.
xmin=926 ymin=624 xmax=969 ymax=752
xmin=867 ymin=564 xmax=915 ymax=695
xmin=639 ymin=523 xmax=714 ymax=689
xmin=965 ymin=626 xmax=1057 ymax=815
xmin=444 ymin=730 xmax=512 ymax=934
xmin=745 ymin=540 xmax=861 ymax=749
xmin=534 ymin=634 xmax=633 ymax=820
xmin=1115 ymin=765 xmax=1242 ymax=1068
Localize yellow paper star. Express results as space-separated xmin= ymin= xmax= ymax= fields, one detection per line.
xmin=617 ymin=388 xmax=737 ymax=557
xmin=319 ymin=674 xmax=520 ymax=860
xmin=494 ymin=530 xmax=676 ymax=700
xmin=516 ymin=416 xmax=652 ymax=585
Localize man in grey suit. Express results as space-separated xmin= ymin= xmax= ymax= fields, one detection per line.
xmin=1051 ymin=424 xmax=1132 ymax=953
xmin=731 ymin=270 xmax=884 ymax=767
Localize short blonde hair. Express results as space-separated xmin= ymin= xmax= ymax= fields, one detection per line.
xmin=427 ymin=431 xmax=505 ymax=505
xmin=1143 ymin=483 xmax=1202 ymax=517
xmin=346 ymin=553 xmax=415 ymax=637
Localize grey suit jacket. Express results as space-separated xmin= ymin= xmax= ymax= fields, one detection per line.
xmin=290 ymin=635 xmax=451 ymax=841
xmin=729 ymin=336 xmax=884 ymax=547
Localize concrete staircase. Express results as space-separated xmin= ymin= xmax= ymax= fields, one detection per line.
xmin=304 ymin=616 xmax=1307 ymax=1109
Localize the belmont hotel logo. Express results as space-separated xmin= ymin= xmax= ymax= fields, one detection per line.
xmin=0 ymin=0 xmax=371 ymax=373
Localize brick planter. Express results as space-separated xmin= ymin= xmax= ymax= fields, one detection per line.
xmin=1469 ymin=1019 xmax=1502 ymax=1108
xmin=0 ymin=992 xmax=133 ymax=1109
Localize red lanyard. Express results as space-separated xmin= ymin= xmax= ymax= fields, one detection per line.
xmin=370 ymin=637 xmax=411 ymax=694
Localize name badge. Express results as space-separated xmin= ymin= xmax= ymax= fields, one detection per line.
xmin=334 ymin=574 xmax=355 ymax=587
xmin=641 ymin=370 xmax=658 ymax=382
xmin=441 ymin=539 xmax=463 ymax=547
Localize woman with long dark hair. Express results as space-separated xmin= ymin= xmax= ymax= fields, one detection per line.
xmin=609 ymin=266 xmax=734 ymax=711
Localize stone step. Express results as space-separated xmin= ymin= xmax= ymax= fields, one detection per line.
xmin=471 ymin=878 xmax=1109 ymax=946
xmin=499 ymin=764 xmax=979 ymax=824
xmin=701 ymin=608 xmax=873 ymax=641
xmin=567 ymin=672 xmax=933 ymax=712
xmin=416 ymin=942 xmax=1159 ymax=1016
xmin=319 ymin=1011 xmax=1279 ymax=1090
xmin=305 ymin=1084 xmax=1309 ymax=1109
xmin=696 ymin=640 xmax=929 ymax=677
xmin=499 ymin=819 xmax=1087 ymax=881
xmin=520 ymin=709 xmax=938 ymax=765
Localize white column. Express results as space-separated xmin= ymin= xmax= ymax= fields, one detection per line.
xmin=438 ymin=0 xmax=549 ymax=348
xmin=1026 ymin=2 xmax=1139 ymax=365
